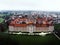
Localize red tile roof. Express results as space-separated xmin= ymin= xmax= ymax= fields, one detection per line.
xmin=9 ymin=17 xmax=53 ymax=27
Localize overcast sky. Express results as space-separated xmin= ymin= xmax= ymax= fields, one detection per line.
xmin=0 ymin=0 xmax=60 ymax=11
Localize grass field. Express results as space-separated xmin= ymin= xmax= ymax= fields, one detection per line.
xmin=0 ymin=18 xmax=4 ymax=23
xmin=0 ymin=33 xmax=60 ymax=45
xmin=0 ymin=14 xmax=6 ymax=16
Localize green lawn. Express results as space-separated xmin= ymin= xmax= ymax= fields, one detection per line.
xmin=0 ymin=18 xmax=4 ymax=23
xmin=0 ymin=14 xmax=6 ymax=17
xmin=0 ymin=33 xmax=60 ymax=45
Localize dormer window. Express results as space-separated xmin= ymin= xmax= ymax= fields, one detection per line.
xmin=16 ymin=21 xmax=20 ymax=24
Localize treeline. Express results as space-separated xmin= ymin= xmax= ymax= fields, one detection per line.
xmin=0 ymin=21 xmax=8 ymax=32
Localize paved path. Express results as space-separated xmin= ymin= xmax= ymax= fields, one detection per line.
xmin=53 ymin=32 xmax=60 ymax=40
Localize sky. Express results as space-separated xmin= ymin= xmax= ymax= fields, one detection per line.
xmin=0 ymin=0 xmax=60 ymax=11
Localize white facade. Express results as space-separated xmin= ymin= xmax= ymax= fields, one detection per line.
xmin=9 ymin=25 xmax=54 ymax=32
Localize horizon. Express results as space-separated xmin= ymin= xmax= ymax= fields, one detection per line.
xmin=0 ymin=10 xmax=60 ymax=12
